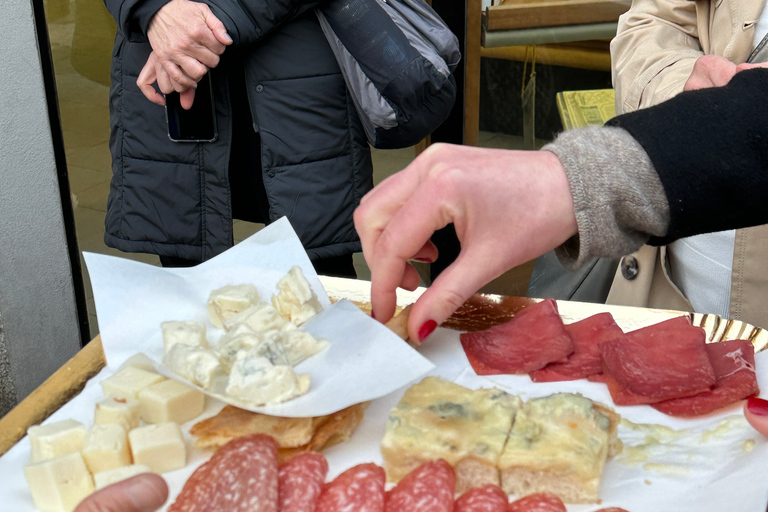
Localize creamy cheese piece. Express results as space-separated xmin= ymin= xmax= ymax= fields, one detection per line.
xmin=223 ymin=301 xmax=288 ymax=332
xmin=207 ymin=284 xmax=260 ymax=328
xmin=162 ymin=344 xmax=223 ymax=390
xmin=139 ymin=379 xmax=205 ymax=424
xmin=272 ymin=266 xmax=323 ymax=325
xmin=93 ymin=464 xmax=152 ymax=490
xmin=24 ymin=452 xmax=94 ymax=512
xmin=279 ymin=329 xmax=330 ymax=366
xmin=225 ymin=353 xmax=310 ymax=405
xmin=28 ymin=419 xmax=87 ymax=464
xmin=100 ymin=366 xmax=165 ymax=400
xmin=216 ymin=330 xmax=264 ymax=372
xmin=94 ymin=395 xmax=141 ymax=432
xmin=129 ymin=422 xmax=186 ymax=474
xmin=161 ymin=321 xmax=209 ymax=352
xmin=82 ymin=423 xmax=131 ymax=474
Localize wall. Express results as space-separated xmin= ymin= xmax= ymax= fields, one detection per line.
xmin=0 ymin=0 xmax=83 ymax=414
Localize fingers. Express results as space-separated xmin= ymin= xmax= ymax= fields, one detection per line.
xmin=179 ymin=88 xmax=197 ymax=110
xmin=74 ymin=474 xmax=168 ymax=512
xmin=203 ymin=7 xmax=234 ymax=46
xmin=137 ymin=57 xmax=165 ymax=106
xmin=744 ymin=397 xmax=768 ymax=437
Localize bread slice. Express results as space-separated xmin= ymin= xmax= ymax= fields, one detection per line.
xmin=380 ymin=376 xmax=521 ymax=493
xmin=498 ymin=393 xmax=621 ymax=503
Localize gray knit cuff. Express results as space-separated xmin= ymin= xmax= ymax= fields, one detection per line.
xmin=543 ymin=126 xmax=670 ymax=269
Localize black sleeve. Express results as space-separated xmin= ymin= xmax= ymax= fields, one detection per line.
xmin=606 ymin=68 xmax=768 ymax=246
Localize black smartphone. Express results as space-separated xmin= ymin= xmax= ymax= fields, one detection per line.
xmin=165 ymin=73 xmax=218 ymax=142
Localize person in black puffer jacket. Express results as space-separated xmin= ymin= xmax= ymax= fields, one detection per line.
xmin=102 ymin=0 xmax=373 ymax=277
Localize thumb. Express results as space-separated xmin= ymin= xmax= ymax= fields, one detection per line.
xmin=203 ymin=10 xmax=233 ymax=45
xmin=74 ymin=474 xmax=169 ymax=512
xmin=744 ymin=397 xmax=768 ymax=438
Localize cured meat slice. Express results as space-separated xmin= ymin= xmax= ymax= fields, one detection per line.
xmin=507 ymin=492 xmax=566 ymax=512
xmin=601 ymin=372 xmax=653 ymax=406
xmin=530 ymin=313 xmax=624 ymax=382
xmin=169 ymin=433 xmax=279 ymax=512
xmin=385 ymin=459 xmax=455 ymax=512
xmin=461 ymin=299 xmax=573 ymax=375
xmin=453 ymin=484 xmax=509 ymax=512
xmin=593 ymin=508 xmax=631 ymax=512
xmin=653 ymin=339 xmax=759 ymax=416
xmin=599 ymin=323 xmax=715 ymax=402
xmin=278 ymin=451 xmax=329 ymax=512
xmin=316 ymin=463 xmax=385 ymax=512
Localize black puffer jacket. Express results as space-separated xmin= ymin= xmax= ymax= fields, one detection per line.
xmin=102 ymin=0 xmax=373 ymax=261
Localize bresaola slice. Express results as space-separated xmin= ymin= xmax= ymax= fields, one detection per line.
xmin=461 ymin=299 xmax=573 ymax=374
xmin=530 ymin=313 xmax=624 ymax=382
xmin=653 ymin=339 xmax=759 ymax=416
xmin=599 ymin=322 xmax=716 ymax=404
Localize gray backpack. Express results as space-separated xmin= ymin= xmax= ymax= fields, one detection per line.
xmin=316 ymin=0 xmax=461 ymax=149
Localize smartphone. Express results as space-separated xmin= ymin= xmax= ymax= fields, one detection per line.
xmin=165 ymin=73 xmax=218 ymax=143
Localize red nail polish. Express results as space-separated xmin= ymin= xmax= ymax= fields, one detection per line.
xmin=747 ymin=396 xmax=768 ymax=416
xmin=371 ymin=310 xmax=376 ymax=320
xmin=418 ymin=320 xmax=437 ymax=342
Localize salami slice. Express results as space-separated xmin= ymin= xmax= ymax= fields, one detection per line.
xmin=600 ymin=322 xmax=715 ymax=402
xmin=316 ymin=463 xmax=385 ymax=512
xmin=461 ymin=299 xmax=573 ymax=375
xmin=653 ymin=339 xmax=759 ymax=416
xmin=169 ymin=434 xmax=279 ymax=512
xmin=507 ymin=492 xmax=566 ymax=512
xmin=385 ymin=459 xmax=455 ymax=512
xmin=278 ymin=451 xmax=329 ymax=512
xmin=530 ymin=312 xmax=624 ymax=382
xmin=592 ymin=508 xmax=631 ymax=512
xmin=453 ymin=484 xmax=509 ymax=512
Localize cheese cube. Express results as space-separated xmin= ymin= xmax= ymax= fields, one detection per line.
xmin=94 ymin=395 xmax=141 ymax=431
xmin=129 ymin=422 xmax=186 ymax=473
xmin=161 ymin=320 xmax=209 ymax=352
xmin=28 ymin=419 xmax=87 ymax=464
xmin=139 ymin=379 xmax=205 ymax=424
xmin=223 ymin=301 xmax=287 ymax=332
xmin=101 ymin=366 xmax=165 ymax=399
xmin=24 ymin=452 xmax=94 ymax=512
xmin=207 ymin=284 xmax=260 ymax=328
xmin=93 ymin=464 xmax=152 ymax=490
xmin=82 ymin=423 xmax=132 ymax=474
xmin=272 ymin=266 xmax=323 ymax=325
xmin=162 ymin=344 xmax=223 ymax=390
xmin=225 ymin=353 xmax=310 ymax=405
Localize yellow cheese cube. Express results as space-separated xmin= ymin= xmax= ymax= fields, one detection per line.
xmin=27 ymin=419 xmax=87 ymax=464
xmin=94 ymin=395 xmax=141 ymax=431
xmin=82 ymin=423 xmax=132 ymax=474
xmin=129 ymin=422 xmax=186 ymax=473
xmin=138 ymin=379 xmax=205 ymax=424
xmin=93 ymin=464 xmax=152 ymax=490
xmin=24 ymin=452 xmax=94 ymax=512
xmin=100 ymin=366 xmax=165 ymax=399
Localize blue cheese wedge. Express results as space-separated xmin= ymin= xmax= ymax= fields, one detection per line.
xmin=272 ymin=266 xmax=323 ymax=325
xmin=161 ymin=321 xmax=209 ymax=352
xmin=225 ymin=353 xmax=310 ymax=406
xmin=223 ymin=302 xmax=288 ymax=332
xmin=207 ymin=284 xmax=260 ymax=328
xmin=381 ymin=376 xmax=521 ymax=493
xmin=498 ymin=392 xmax=621 ymax=504
xmin=162 ymin=344 xmax=223 ymax=390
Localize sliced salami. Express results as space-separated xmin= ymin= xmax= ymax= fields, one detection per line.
xmin=592 ymin=508 xmax=631 ymax=512
xmin=169 ymin=433 xmax=279 ymax=512
xmin=600 ymin=322 xmax=715 ymax=402
xmin=530 ymin=312 xmax=624 ymax=382
xmin=385 ymin=459 xmax=455 ymax=512
xmin=461 ymin=299 xmax=573 ymax=375
xmin=653 ymin=339 xmax=759 ymax=416
xmin=316 ymin=463 xmax=385 ymax=512
xmin=453 ymin=484 xmax=509 ymax=512
xmin=507 ymin=492 xmax=566 ymax=512
xmin=278 ymin=451 xmax=329 ymax=512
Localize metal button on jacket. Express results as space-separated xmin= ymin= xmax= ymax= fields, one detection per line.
xmin=255 ymin=84 xmax=264 ymax=93
xmin=620 ymin=256 xmax=639 ymax=280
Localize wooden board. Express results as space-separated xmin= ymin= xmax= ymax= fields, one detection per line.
xmin=484 ymin=0 xmax=630 ymax=31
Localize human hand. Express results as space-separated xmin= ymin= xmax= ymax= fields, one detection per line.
xmin=683 ymin=54 xmax=738 ymax=91
xmin=137 ymin=51 xmax=197 ymax=109
xmin=354 ymin=143 xmax=578 ymax=343
xmin=744 ymin=397 xmax=768 ymax=437
xmin=147 ymin=0 xmax=232 ymax=92
xmin=74 ymin=473 xmax=168 ymax=512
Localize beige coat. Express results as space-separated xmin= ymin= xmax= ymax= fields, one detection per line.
xmin=607 ymin=0 xmax=768 ymax=329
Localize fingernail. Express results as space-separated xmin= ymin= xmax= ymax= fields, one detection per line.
xmin=410 ymin=257 xmax=433 ymax=263
xmin=371 ymin=310 xmax=376 ymax=320
xmin=418 ymin=320 xmax=437 ymax=343
xmin=747 ymin=396 xmax=768 ymax=416
xmin=224 ymin=32 xmax=233 ymax=44
xmin=127 ymin=476 xmax=168 ymax=512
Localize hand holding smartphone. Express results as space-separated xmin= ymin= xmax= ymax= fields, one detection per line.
xmin=165 ymin=73 xmax=218 ymax=142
